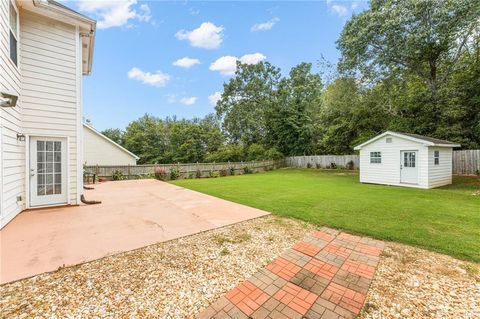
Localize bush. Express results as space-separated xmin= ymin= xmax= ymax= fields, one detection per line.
xmin=188 ymin=172 xmax=195 ymax=179
xmin=247 ymin=143 xmax=266 ymax=161
xmin=169 ymin=167 xmax=180 ymax=180
xmin=243 ymin=166 xmax=252 ymax=174
xmin=229 ymin=166 xmax=235 ymax=175
xmin=306 ymin=162 xmax=312 ymax=168
xmin=316 ymin=163 xmax=321 ymax=169
xmin=209 ymin=170 xmax=219 ymax=178
xmin=264 ymin=147 xmax=284 ymax=160
xmin=195 ymin=169 xmax=202 ymax=178
xmin=112 ymin=170 xmax=125 ymax=181
xmin=219 ymin=169 xmax=228 ymax=177
xmin=329 ymin=162 xmax=337 ymax=169
xmin=346 ymin=160 xmax=355 ymax=170
xmin=154 ymin=167 xmax=167 ymax=180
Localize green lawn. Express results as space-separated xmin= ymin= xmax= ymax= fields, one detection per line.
xmin=171 ymin=169 xmax=480 ymax=262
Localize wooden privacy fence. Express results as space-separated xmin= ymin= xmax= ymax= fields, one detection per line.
xmin=286 ymin=155 xmax=359 ymax=169
xmin=84 ymin=160 xmax=285 ymax=179
xmin=452 ymin=150 xmax=480 ymax=176
xmin=287 ymin=150 xmax=480 ymax=176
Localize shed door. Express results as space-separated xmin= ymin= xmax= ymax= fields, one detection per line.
xmin=400 ymin=151 xmax=418 ymax=184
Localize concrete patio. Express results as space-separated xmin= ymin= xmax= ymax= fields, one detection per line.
xmin=0 ymin=179 xmax=269 ymax=284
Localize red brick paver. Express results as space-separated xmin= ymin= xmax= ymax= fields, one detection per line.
xmin=225 ymin=281 xmax=269 ymax=316
xmin=196 ymin=228 xmax=384 ymax=319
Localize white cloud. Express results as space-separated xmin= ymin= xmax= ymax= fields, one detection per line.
xmin=167 ymin=94 xmax=177 ymax=103
xmin=127 ymin=67 xmax=170 ymax=87
xmin=180 ymin=96 xmax=197 ymax=106
xmin=175 ymin=22 xmax=224 ymax=49
xmin=330 ymin=4 xmax=348 ymax=16
xmin=173 ymin=57 xmax=201 ymax=68
xmin=209 ymin=53 xmax=266 ymax=76
xmin=208 ymin=92 xmax=222 ymax=106
xmin=251 ymin=17 xmax=279 ymax=32
xmin=77 ymin=0 xmax=152 ymax=29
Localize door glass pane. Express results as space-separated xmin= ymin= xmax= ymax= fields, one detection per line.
xmin=411 ymin=153 xmax=415 ymax=167
xmin=36 ymin=140 xmax=62 ymax=197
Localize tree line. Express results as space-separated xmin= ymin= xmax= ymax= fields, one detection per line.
xmin=103 ymin=0 xmax=479 ymax=164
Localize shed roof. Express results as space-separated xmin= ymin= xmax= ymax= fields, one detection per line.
xmin=354 ymin=131 xmax=461 ymax=150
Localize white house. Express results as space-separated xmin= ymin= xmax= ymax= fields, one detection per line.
xmin=354 ymin=131 xmax=460 ymax=189
xmin=83 ymin=123 xmax=139 ymax=166
xmin=0 ymin=0 xmax=95 ymax=228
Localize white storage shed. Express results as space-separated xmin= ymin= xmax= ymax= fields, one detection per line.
xmin=354 ymin=131 xmax=460 ymax=189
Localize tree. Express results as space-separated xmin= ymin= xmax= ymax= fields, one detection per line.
xmin=271 ymin=63 xmax=323 ymax=156
xmin=337 ymin=0 xmax=480 ymax=90
xmin=216 ymin=61 xmax=281 ymax=145
xmin=101 ymin=128 xmax=124 ymax=146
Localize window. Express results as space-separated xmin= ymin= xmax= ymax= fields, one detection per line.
xmin=386 ymin=137 xmax=392 ymax=143
xmin=9 ymin=0 xmax=18 ymax=66
xmin=434 ymin=150 xmax=439 ymax=165
xmin=403 ymin=152 xmax=416 ymax=167
xmin=370 ymin=152 xmax=381 ymax=163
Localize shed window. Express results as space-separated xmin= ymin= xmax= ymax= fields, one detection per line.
xmin=370 ymin=152 xmax=381 ymax=164
xmin=9 ymin=0 xmax=18 ymax=66
xmin=434 ymin=150 xmax=440 ymax=165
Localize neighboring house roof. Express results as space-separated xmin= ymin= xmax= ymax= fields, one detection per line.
xmin=354 ymin=131 xmax=461 ymax=150
xmin=83 ymin=124 xmax=140 ymax=160
xmin=20 ymin=0 xmax=96 ymax=75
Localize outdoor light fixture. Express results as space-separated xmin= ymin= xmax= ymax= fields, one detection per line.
xmin=16 ymin=133 xmax=25 ymax=142
xmin=0 ymin=92 xmax=18 ymax=107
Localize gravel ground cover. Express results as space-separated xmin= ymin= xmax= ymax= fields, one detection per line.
xmin=362 ymin=242 xmax=480 ymax=319
xmin=1 ymin=215 xmax=479 ymax=319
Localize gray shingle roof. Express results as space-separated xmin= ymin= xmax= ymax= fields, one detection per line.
xmin=391 ymin=131 xmax=459 ymax=145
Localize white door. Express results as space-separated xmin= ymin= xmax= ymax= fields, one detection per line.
xmin=30 ymin=137 xmax=67 ymax=207
xmin=400 ymin=150 xmax=418 ymax=184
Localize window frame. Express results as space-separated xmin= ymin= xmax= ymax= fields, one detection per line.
xmin=434 ymin=150 xmax=440 ymax=165
xmin=370 ymin=151 xmax=382 ymax=164
xmin=8 ymin=0 xmax=19 ymax=67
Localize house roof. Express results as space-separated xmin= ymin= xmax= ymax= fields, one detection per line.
xmin=83 ymin=123 xmax=140 ymax=160
xmin=354 ymin=131 xmax=461 ymax=150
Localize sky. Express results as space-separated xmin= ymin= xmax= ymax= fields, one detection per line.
xmin=66 ymin=0 xmax=368 ymax=131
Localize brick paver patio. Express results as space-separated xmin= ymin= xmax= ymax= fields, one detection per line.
xmin=197 ymin=227 xmax=385 ymax=319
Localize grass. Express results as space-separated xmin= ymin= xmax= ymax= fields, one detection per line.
xmin=172 ymin=169 xmax=480 ymax=262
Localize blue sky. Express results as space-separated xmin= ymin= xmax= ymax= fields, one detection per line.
xmin=69 ymin=1 xmax=368 ymax=131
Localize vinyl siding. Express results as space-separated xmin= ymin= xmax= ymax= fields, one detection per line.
xmin=359 ymin=134 xmax=429 ymax=188
xmin=20 ymin=10 xmax=80 ymax=206
xmin=0 ymin=0 xmax=24 ymax=227
xmin=83 ymin=125 xmax=137 ymax=166
xmin=427 ymin=147 xmax=453 ymax=188
xmin=1 ymin=4 xmax=83 ymax=227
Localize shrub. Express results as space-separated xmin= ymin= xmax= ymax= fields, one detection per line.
xmin=188 ymin=172 xmax=195 ymax=179
xmin=346 ymin=160 xmax=355 ymax=170
xmin=329 ymin=162 xmax=337 ymax=169
xmin=247 ymin=143 xmax=266 ymax=161
xmin=154 ymin=167 xmax=167 ymax=180
xmin=196 ymin=169 xmax=202 ymax=178
xmin=243 ymin=166 xmax=252 ymax=174
xmin=169 ymin=167 xmax=180 ymax=180
xmin=316 ymin=163 xmax=321 ymax=169
xmin=306 ymin=162 xmax=312 ymax=168
xmin=229 ymin=166 xmax=235 ymax=175
xmin=219 ymin=169 xmax=228 ymax=177
xmin=112 ymin=170 xmax=125 ymax=181
xmin=264 ymin=147 xmax=284 ymax=160
xmin=209 ymin=170 xmax=219 ymax=178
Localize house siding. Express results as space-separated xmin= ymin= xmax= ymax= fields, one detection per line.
xmin=1 ymin=4 xmax=84 ymax=227
xmin=359 ymin=134 xmax=429 ymax=188
xmin=427 ymin=147 xmax=453 ymax=188
xmin=1 ymin=0 xmax=24 ymax=227
xmin=20 ymin=10 xmax=80 ymax=206
xmin=83 ymin=125 xmax=137 ymax=166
